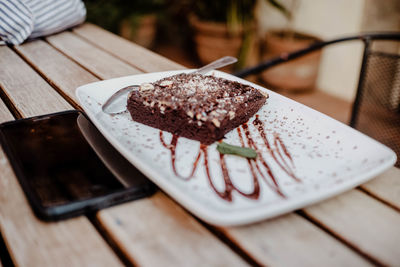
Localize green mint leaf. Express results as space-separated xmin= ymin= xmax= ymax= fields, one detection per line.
xmin=217 ymin=142 xmax=257 ymax=159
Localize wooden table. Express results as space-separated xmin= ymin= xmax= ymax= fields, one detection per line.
xmin=1 ymin=23 xmax=399 ymax=267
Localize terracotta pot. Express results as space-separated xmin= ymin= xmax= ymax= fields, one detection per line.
xmin=120 ymin=14 xmax=157 ymax=48
xmin=190 ymin=17 xmax=244 ymax=71
xmin=261 ymin=30 xmax=322 ymax=92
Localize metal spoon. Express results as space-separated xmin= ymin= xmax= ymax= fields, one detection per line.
xmin=102 ymin=56 xmax=238 ymax=114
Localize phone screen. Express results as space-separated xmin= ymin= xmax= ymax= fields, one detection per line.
xmin=0 ymin=110 xmax=155 ymax=220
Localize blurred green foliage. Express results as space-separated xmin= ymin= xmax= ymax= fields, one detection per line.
xmin=82 ymin=0 xmax=290 ymax=60
xmin=193 ymin=0 xmax=256 ymax=26
xmin=192 ymin=0 xmax=290 ymax=25
xmin=84 ymin=0 xmax=164 ymax=33
xmin=83 ymin=0 xmax=289 ymax=34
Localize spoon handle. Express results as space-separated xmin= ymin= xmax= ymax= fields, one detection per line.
xmin=102 ymin=85 xmax=139 ymax=114
xmin=193 ymin=56 xmax=237 ymax=75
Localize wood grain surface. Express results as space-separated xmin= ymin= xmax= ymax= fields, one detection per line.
xmin=47 ymin=31 xmax=142 ymax=79
xmin=220 ymin=213 xmax=371 ymax=267
xmin=0 ymin=59 xmax=123 ymax=265
xmin=73 ymin=23 xmax=184 ymax=72
xmin=0 ymin=46 xmax=71 ymax=117
xmin=304 ymin=190 xmax=400 ymax=266
xmin=98 ymin=192 xmax=249 ymax=266
xmin=0 ymin=98 xmax=13 ymax=122
xmin=361 ymin=167 xmax=400 ymax=211
xmin=14 ymin=40 xmax=98 ymax=105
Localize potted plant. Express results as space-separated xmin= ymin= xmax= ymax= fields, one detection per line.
xmin=187 ymin=0 xmax=291 ymax=72
xmin=118 ymin=0 xmax=165 ymax=48
xmin=85 ymin=0 xmax=163 ymax=48
xmin=189 ymin=1 xmax=257 ymax=71
xmin=260 ymin=0 xmax=323 ymax=91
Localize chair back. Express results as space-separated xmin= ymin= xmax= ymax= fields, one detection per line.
xmin=350 ymin=37 xmax=400 ymax=166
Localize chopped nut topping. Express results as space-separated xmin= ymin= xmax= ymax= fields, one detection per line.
xmin=228 ymin=111 xmax=235 ymax=120
xmin=196 ymin=113 xmax=202 ymax=120
xmin=140 ymin=83 xmax=154 ymax=91
xmin=212 ymin=118 xmax=220 ymax=127
xmin=197 ymin=121 xmax=202 ymax=126
xmin=210 ymin=111 xmax=218 ymax=117
xmin=160 ymin=80 xmax=173 ymax=88
xmin=259 ymin=90 xmax=269 ymax=98
xmin=186 ymin=110 xmax=194 ymax=118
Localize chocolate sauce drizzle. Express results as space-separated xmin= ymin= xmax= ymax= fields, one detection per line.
xmin=253 ymin=116 xmax=300 ymax=182
xmin=159 ymin=132 xmax=201 ymax=180
xmin=159 ymin=115 xmax=300 ymax=202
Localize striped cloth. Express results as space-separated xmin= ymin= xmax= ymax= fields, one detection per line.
xmin=0 ymin=0 xmax=86 ymax=45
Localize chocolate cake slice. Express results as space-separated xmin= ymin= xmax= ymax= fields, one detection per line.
xmin=127 ymin=73 xmax=267 ymax=144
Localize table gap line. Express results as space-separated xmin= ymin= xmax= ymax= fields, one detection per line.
xmin=0 ymin=229 xmax=15 ymax=267
xmin=296 ymin=209 xmax=382 ymax=266
xmin=0 ymin=84 xmax=22 ymax=119
xmin=70 ymin=29 xmax=150 ymax=74
xmin=87 ymin=213 xmax=137 ymax=267
xmin=202 ymin=223 xmax=263 ymax=267
xmin=174 ymin=211 xmax=261 ymax=267
xmin=151 ymin=192 xmax=260 ymax=265
xmin=11 ymin=45 xmax=81 ymax=111
xmin=357 ymin=186 xmax=400 ymax=213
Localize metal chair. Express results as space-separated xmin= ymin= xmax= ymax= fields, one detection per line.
xmin=234 ymin=33 xmax=400 ymax=166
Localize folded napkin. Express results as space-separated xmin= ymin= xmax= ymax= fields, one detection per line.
xmin=0 ymin=0 xmax=86 ymax=45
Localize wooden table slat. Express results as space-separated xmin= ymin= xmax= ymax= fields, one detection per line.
xmin=304 ymin=189 xmax=400 ymax=266
xmin=0 ymin=98 xmax=13 ymax=122
xmin=0 ymin=47 xmax=72 ymax=117
xmin=221 ymin=213 xmax=372 ymax=267
xmin=73 ymin=23 xmax=184 ymax=72
xmin=98 ymin=192 xmax=249 ymax=266
xmin=14 ymin=40 xmax=98 ymax=105
xmin=46 ymin=31 xmax=142 ymax=80
xmin=361 ymin=167 xmax=400 ymax=211
xmin=0 ymin=88 xmax=122 ymax=266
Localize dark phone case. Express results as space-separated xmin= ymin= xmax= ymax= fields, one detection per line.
xmin=0 ymin=110 xmax=156 ymax=221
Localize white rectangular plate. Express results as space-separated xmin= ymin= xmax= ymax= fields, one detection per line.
xmin=76 ymin=70 xmax=396 ymax=226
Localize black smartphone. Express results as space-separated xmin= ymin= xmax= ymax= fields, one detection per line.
xmin=0 ymin=110 xmax=156 ymax=221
